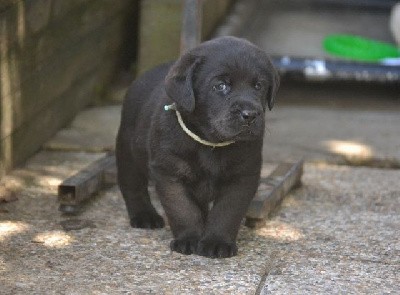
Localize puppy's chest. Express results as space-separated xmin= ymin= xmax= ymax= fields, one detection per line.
xmin=180 ymin=148 xmax=255 ymax=203
xmin=193 ymin=149 xmax=231 ymax=178
xmin=185 ymin=151 xmax=227 ymax=202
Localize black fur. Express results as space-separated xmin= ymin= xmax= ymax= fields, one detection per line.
xmin=116 ymin=37 xmax=279 ymax=258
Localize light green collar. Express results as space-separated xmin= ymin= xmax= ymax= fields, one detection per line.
xmin=164 ymin=103 xmax=235 ymax=148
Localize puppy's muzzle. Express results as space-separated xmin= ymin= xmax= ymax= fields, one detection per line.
xmin=239 ymin=109 xmax=260 ymax=125
xmin=231 ymin=104 xmax=262 ymax=126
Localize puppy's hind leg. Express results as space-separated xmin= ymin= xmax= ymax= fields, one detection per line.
xmin=116 ymin=131 xmax=164 ymax=229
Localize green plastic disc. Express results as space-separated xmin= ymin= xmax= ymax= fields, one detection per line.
xmin=323 ymin=34 xmax=400 ymax=62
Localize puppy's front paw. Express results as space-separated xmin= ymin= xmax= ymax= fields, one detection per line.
xmin=197 ymin=239 xmax=238 ymax=258
xmin=170 ymin=237 xmax=199 ymax=255
xmin=130 ymin=212 xmax=165 ymax=229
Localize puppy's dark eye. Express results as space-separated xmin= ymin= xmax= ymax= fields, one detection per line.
xmin=213 ymin=82 xmax=230 ymax=95
xmin=254 ymin=81 xmax=263 ymax=90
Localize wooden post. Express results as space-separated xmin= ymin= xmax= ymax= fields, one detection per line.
xmin=181 ymin=0 xmax=203 ymax=53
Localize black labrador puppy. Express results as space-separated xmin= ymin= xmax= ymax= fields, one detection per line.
xmin=116 ymin=36 xmax=279 ymax=258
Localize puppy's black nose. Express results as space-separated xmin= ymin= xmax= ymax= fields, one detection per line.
xmin=240 ymin=110 xmax=259 ymax=123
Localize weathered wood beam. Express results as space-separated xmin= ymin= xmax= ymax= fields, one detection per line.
xmin=245 ymin=160 xmax=304 ymax=228
xmin=181 ymin=0 xmax=203 ymax=53
xmin=58 ymin=153 xmax=115 ymax=214
xmin=58 ymin=155 xmax=303 ymax=225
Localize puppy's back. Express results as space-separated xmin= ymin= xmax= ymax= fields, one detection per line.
xmin=120 ymin=62 xmax=173 ymax=129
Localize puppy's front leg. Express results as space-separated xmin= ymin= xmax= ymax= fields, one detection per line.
xmin=197 ymin=175 xmax=259 ymax=258
xmin=154 ymin=175 xmax=206 ymax=255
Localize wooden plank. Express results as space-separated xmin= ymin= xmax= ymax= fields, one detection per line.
xmin=104 ymin=163 xmax=117 ymax=185
xmin=245 ymin=160 xmax=304 ymax=228
xmin=58 ymin=153 xmax=115 ymax=214
xmin=58 ymin=157 xmax=303 ymax=223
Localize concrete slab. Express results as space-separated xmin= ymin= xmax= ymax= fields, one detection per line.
xmin=44 ymin=106 xmax=121 ymax=152
xmin=0 ymin=152 xmax=106 ymax=220
xmin=259 ymin=164 xmax=400 ymax=294
xmin=42 ymin=95 xmax=400 ymax=168
xmin=0 ymin=150 xmax=279 ymax=294
xmin=1 ymin=151 xmax=399 ymax=294
xmin=264 ymin=104 xmax=400 ymax=167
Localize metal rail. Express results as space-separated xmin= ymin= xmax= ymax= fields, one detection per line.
xmin=273 ymin=56 xmax=400 ymax=83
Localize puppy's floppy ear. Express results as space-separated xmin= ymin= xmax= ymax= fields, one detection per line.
xmin=267 ymin=64 xmax=280 ymax=111
xmin=165 ymin=53 xmax=202 ymax=113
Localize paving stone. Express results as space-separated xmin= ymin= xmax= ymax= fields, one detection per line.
xmin=44 ymin=100 xmax=400 ymax=167
xmin=1 ymin=149 xmax=399 ymax=293
xmin=263 ymin=105 xmax=400 ymax=167
xmin=259 ymin=164 xmax=400 ymax=294
xmin=0 ymin=150 xmax=278 ymax=294
xmin=44 ymin=106 xmax=121 ymax=152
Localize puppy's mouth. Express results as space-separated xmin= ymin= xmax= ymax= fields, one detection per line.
xmin=234 ymin=125 xmax=263 ymax=140
xmin=211 ymin=116 xmax=264 ymax=142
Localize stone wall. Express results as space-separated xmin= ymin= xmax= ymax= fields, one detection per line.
xmin=137 ymin=0 xmax=234 ymax=74
xmin=0 ymin=0 xmax=136 ymax=177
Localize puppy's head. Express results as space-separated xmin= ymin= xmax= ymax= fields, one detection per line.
xmin=165 ymin=36 xmax=279 ymax=142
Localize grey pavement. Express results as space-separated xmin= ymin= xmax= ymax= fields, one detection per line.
xmin=46 ymin=87 xmax=400 ymax=167
xmin=264 ymin=81 xmax=400 ymax=168
xmin=260 ymin=164 xmax=400 ymax=294
xmin=0 ymin=151 xmax=277 ymax=294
